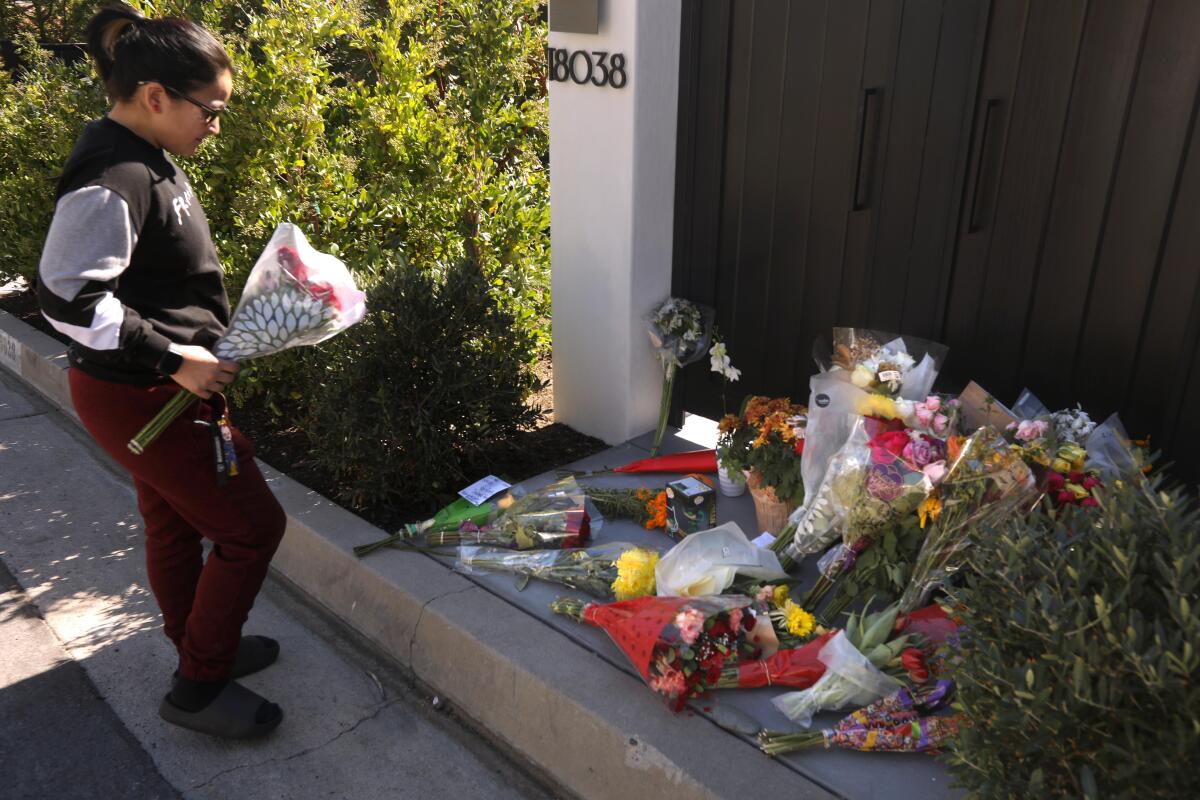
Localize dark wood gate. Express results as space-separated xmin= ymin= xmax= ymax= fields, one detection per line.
xmin=673 ymin=0 xmax=1200 ymax=481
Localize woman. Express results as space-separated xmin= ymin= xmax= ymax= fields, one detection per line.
xmin=37 ymin=3 xmax=287 ymax=739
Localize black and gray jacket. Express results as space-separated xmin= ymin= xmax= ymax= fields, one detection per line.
xmin=37 ymin=117 xmax=230 ymax=385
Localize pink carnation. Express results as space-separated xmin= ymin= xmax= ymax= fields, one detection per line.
xmin=649 ymin=667 xmax=688 ymax=698
xmin=675 ymin=608 xmax=706 ymax=645
xmin=924 ymin=395 xmax=942 ymax=412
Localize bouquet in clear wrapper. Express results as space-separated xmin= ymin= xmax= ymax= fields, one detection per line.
xmin=801 ymin=424 xmax=938 ymax=609
xmin=427 ymin=477 xmax=591 ymax=550
xmin=456 ymin=542 xmax=660 ymax=600
xmin=800 ymin=329 xmax=948 ymax=505
xmin=899 ymin=426 xmax=1037 ymax=612
xmin=772 ymin=603 xmax=913 ymax=726
xmin=550 ymin=594 xmax=760 ymax=711
xmin=128 ymin=223 xmax=366 ymax=454
xmin=354 ymin=494 xmax=512 ymax=557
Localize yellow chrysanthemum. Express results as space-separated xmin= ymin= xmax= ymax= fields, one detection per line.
xmin=772 ymin=584 xmax=790 ymax=609
xmin=784 ymin=600 xmax=815 ymax=637
xmin=856 ymin=393 xmax=901 ymax=420
xmin=612 ymin=548 xmax=659 ymax=600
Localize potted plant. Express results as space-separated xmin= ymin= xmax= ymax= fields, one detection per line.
xmin=720 ymin=396 xmax=806 ymax=534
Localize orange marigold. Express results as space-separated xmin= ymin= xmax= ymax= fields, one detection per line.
xmin=643 ymin=491 xmax=668 ymax=529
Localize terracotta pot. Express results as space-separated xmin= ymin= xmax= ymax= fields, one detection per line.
xmin=747 ymin=471 xmax=797 ymax=536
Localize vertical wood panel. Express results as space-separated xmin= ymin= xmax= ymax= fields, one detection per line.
xmin=729 ymin=0 xmax=793 ymax=398
xmin=1072 ymin=0 xmax=1200 ymax=415
xmin=941 ymin=0 xmax=1030 ymax=369
xmin=903 ymin=0 xmax=990 ymax=339
xmin=765 ymin=0 xmax=830 ymax=394
xmin=966 ymin=0 xmax=1088 ymax=398
xmin=1128 ymin=94 xmax=1200 ymax=446
xmin=838 ymin=0 xmax=905 ymax=329
xmin=675 ymin=1 xmax=733 ymax=421
xmin=711 ymin=0 xmax=755 ymax=398
xmin=1017 ymin=0 xmax=1152 ymax=408
xmin=859 ymin=0 xmax=945 ymax=333
xmin=792 ymin=0 xmax=871 ymax=384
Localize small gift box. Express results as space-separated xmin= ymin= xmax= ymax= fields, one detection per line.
xmin=665 ymin=474 xmax=716 ymax=539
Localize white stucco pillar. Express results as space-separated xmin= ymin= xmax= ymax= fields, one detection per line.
xmin=549 ymin=0 xmax=682 ymax=444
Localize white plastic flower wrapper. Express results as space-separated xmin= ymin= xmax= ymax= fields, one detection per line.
xmin=771 ymin=631 xmax=901 ymax=727
xmin=214 ymin=222 xmax=366 ymax=360
xmin=1085 ymin=413 xmax=1138 ymax=479
xmin=785 ymin=417 xmax=872 ymax=562
xmin=654 ymin=522 xmax=787 ymax=597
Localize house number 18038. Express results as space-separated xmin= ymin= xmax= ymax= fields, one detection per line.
xmin=546 ymin=47 xmax=628 ymax=89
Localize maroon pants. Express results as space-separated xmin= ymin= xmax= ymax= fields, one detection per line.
xmin=69 ymin=368 xmax=287 ymax=682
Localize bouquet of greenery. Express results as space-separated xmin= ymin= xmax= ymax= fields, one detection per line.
xmin=585 ymin=486 xmax=669 ymax=531
xmin=898 ymin=426 xmax=1036 ymax=612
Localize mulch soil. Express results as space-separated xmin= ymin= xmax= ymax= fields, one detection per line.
xmin=0 ymin=288 xmax=609 ymax=532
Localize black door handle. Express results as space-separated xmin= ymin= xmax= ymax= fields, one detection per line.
xmin=852 ymin=87 xmax=881 ymax=211
xmin=968 ymin=98 xmax=1002 ymax=233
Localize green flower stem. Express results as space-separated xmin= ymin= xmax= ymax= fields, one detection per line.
xmin=126 ymin=389 xmax=199 ymax=455
xmin=801 ymin=573 xmax=836 ymax=611
xmin=758 ymin=729 xmax=825 ymax=756
xmin=649 ymin=364 xmax=677 ymax=457
xmin=351 ymin=521 xmax=428 ymax=557
xmin=549 ymin=596 xmax=589 ymax=623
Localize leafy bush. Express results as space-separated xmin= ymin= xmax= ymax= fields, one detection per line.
xmin=297 ymin=257 xmax=543 ymax=510
xmin=0 ymin=40 xmax=106 ymax=279
xmin=944 ymin=473 xmax=1200 ymax=798
xmin=1 ymin=1 xmax=106 ymax=41
xmin=0 ymin=0 xmax=551 ymax=510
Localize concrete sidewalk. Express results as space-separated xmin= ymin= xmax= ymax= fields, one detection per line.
xmin=0 ymin=368 xmax=559 ymax=800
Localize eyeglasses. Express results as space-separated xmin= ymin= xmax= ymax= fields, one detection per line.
xmin=137 ymin=81 xmax=227 ymax=124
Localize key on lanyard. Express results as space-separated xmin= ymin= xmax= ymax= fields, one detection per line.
xmin=205 ymin=394 xmax=240 ymax=486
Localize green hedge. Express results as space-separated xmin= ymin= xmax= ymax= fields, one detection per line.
xmin=944 ymin=472 xmax=1200 ymax=798
xmin=0 ymin=0 xmax=551 ymax=509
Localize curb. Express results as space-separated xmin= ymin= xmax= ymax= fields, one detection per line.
xmin=0 ymin=308 xmax=833 ymax=800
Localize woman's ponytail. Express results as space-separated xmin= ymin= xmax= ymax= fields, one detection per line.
xmin=85 ymin=4 xmax=145 ymax=84
xmin=84 ymin=3 xmax=231 ymax=102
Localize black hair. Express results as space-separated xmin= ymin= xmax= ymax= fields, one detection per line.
xmin=85 ymin=3 xmax=232 ymax=101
